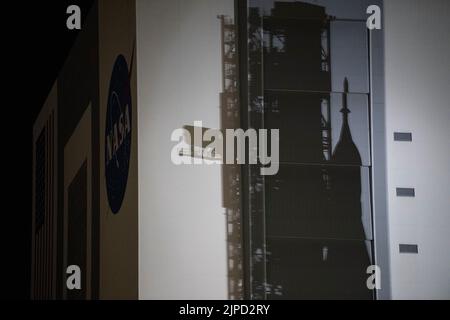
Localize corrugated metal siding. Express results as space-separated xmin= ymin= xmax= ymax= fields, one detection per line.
xmin=33 ymin=112 xmax=55 ymax=300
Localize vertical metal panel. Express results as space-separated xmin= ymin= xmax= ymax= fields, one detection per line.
xmin=33 ymin=112 xmax=56 ymax=300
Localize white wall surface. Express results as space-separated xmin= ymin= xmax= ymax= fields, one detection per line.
xmin=384 ymin=0 xmax=450 ymax=299
xmin=137 ymin=0 xmax=233 ymax=299
xmin=136 ymin=0 xmax=450 ymax=300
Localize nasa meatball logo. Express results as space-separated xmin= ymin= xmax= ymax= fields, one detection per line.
xmin=105 ymin=55 xmax=132 ymax=214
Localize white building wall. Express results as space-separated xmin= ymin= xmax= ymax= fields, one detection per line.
xmin=384 ymin=0 xmax=450 ymax=299
xmin=136 ymin=0 xmax=233 ymax=299
xmin=136 ymin=0 xmax=450 ymax=300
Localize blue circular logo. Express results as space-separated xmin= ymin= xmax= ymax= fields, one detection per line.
xmin=105 ymin=55 xmax=132 ymax=214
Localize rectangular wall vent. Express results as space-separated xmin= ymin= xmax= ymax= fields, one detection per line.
xmin=396 ymin=188 xmax=415 ymax=197
xmin=394 ymin=132 xmax=412 ymax=142
xmin=399 ymin=244 xmax=419 ymax=254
